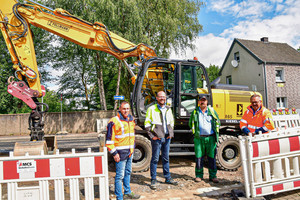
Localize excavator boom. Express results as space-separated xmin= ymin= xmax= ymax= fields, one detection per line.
xmin=0 ymin=0 xmax=156 ymax=97
xmin=0 ymin=0 xmax=157 ymax=143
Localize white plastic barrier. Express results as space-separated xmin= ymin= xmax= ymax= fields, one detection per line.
xmin=272 ymin=113 xmax=300 ymax=131
xmin=0 ymin=148 xmax=109 ymax=200
xmin=97 ymin=118 xmax=110 ymax=133
xmin=239 ymin=128 xmax=300 ymax=198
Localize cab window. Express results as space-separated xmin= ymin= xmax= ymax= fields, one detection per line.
xmin=179 ymin=65 xmax=206 ymax=117
xmin=140 ymin=62 xmax=175 ymax=114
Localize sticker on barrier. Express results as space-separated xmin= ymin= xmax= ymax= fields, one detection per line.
xmin=0 ymin=148 xmax=109 ymax=200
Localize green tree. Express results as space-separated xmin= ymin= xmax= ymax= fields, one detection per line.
xmin=136 ymin=0 xmax=204 ymax=57
xmin=49 ymin=0 xmax=203 ymax=110
xmin=206 ymin=64 xmax=220 ymax=83
xmin=0 ymin=37 xmax=19 ymax=114
xmin=0 ymin=25 xmax=54 ymax=114
xmin=43 ymin=90 xmax=63 ymax=112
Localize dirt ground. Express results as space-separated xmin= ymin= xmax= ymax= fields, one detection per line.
xmin=107 ymin=156 xmax=245 ymax=199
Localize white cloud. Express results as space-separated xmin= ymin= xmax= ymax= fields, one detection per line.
xmin=171 ymin=0 xmax=300 ymax=68
xmin=221 ymin=0 xmax=300 ymax=47
xmin=44 ymin=66 xmax=64 ymax=91
xmin=209 ymin=0 xmax=275 ymax=19
xmin=170 ymin=34 xmax=231 ymax=67
xmin=208 ymin=0 xmax=235 ymax=13
xmin=46 ymin=83 xmax=60 ymax=91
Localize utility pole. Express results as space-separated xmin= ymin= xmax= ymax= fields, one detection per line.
xmin=57 ymin=94 xmax=68 ymax=134
xmin=60 ymin=94 xmax=63 ymax=132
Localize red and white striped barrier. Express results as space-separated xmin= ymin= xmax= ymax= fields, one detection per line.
xmin=272 ymin=111 xmax=300 ymax=131
xmin=0 ymin=148 xmax=109 ymax=200
xmin=239 ymin=128 xmax=300 ymax=198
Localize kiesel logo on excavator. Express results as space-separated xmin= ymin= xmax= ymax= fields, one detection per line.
xmin=47 ymin=20 xmax=70 ymax=32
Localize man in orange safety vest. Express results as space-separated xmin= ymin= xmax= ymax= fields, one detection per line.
xmin=106 ymin=101 xmax=140 ymax=200
xmin=240 ymin=94 xmax=275 ymax=136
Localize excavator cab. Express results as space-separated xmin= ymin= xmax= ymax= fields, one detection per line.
xmin=131 ymin=58 xmax=211 ymax=127
xmin=175 ymin=62 xmax=211 ymax=121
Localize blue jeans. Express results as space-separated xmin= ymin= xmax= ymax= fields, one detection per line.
xmin=150 ymin=137 xmax=171 ymax=180
xmin=115 ymin=155 xmax=133 ymax=200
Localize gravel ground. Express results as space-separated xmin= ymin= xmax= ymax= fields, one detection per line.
xmin=107 ymin=156 xmax=245 ymax=199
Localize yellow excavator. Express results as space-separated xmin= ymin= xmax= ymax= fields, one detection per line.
xmin=0 ymin=0 xmax=159 ymax=155
xmin=1 ymin=0 xmax=259 ymax=171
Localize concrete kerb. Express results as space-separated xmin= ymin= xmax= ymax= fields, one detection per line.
xmin=108 ymin=183 xmax=246 ymax=200
xmin=195 ymin=183 xmax=244 ymax=198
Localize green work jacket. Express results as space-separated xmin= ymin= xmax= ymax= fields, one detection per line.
xmin=189 ymin=106 xmax=221 ymax=143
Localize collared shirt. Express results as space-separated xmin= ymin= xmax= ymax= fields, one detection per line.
xmin=198 ymin=108 xmax=214 ymax=136
xmin=251 ymin=106 xmax=261 ymax=116
xmin=157 ymin=104 xmax=168 ymax=134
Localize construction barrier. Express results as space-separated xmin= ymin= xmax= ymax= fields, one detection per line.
xmin=272 ymin=111 xmax=300 ymax=131
xmin=97 ymin=118 xmax=110 ymax=133
xmin=239 ymin=112 xmax=300 ymax=198
xmin=0 ymin=148 xmax=109 ymax=200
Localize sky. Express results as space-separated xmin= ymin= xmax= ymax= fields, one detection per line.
xmin=47 ymin=0 xmax=300 ymax=91
xmin=170 ymin=0 xmax=300 ymax=67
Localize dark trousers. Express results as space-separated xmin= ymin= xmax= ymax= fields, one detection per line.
xmin=150 ymin=137 xmax=171 ymax=180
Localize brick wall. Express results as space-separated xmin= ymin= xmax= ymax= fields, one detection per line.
xmin=266 ymin=64 xmax=300 ymax=109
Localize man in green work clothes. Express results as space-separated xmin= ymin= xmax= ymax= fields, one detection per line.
xmin=189 ymin=95 xmax=220 ymax=183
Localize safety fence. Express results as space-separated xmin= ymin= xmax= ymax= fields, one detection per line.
xmin=97 ymin=118 xmax=110 ymax=133
xmin=272 ymin=111 xmax=300 ymax=131
xmin=0 ymin=148 xmax=109 ymax=200
xmin=239 ymin=125 xmax=300 ymax=198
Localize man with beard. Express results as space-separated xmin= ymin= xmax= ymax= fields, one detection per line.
xmin=145 ymin=91 xmax=178 ymax=190
xmin=240 ymin=94 xmax=274 ymax=136
xmin=189 ymin=95 xmax=220 ymax=183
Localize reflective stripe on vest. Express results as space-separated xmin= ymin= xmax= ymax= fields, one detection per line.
xmin=115 ymin=116 xmax=125 ymax=136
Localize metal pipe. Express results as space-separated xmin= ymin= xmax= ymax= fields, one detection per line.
xmin=239 ymin=136 xmax=250 ymax=198
xmin=262 ymin=61 xmax=268 ymax=108
xmin=246 ymin=136 xmax=256 ymax=197
xmin=122 ymin=60 xmax=136 ymax=77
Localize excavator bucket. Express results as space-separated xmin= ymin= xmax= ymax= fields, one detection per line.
xmin=44 ymin=135 xmax=57 ymax=153
xmin=14 ymin=141 xmax=48 ymax=156
xmin=13 ymin=135 xmax=57 ymax=156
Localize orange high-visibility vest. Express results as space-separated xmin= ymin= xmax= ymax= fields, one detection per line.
xmin=240 ymin=105 xmax=274 ymax=133
xmin=106 ymin=112 xmax=135 ymax=161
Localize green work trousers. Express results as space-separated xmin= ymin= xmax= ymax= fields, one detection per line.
xmin=194 ymin=135 xmax=217 ymax=179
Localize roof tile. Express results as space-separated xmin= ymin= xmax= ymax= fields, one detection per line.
xmin=237 ymin=38 xmax=300 ymax=64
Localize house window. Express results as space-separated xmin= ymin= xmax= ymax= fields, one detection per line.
xmin=276 ymin=97 xmax=287 ymax=109
xmin=234 ymin=52 xmax=240 ymax=62
xmin=226 ymin=75 xmax=232 ymax=84
xmin=275 ymin=68 xmax=284 ymax=82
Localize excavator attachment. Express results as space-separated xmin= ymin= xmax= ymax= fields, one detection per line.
xmin=13 ymin=135 xmax=57 ymax=156
xmin=44 ymin=135 xmax=57 ymax=153
xmin=14 ymin=141 xmax=48 ymax=156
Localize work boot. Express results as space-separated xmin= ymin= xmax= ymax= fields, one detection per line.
xmin=150 ymin=179 xmax=157 ymax=190
xmin=124 ymin=192 xmax=140 ymax=199
xmin=209 ymin=178 xmax=219 ymax=183
xmin=165 ymin=178 xmax=178 ymax=185
xmin=195 ymin=177 xmax=202 ymax=182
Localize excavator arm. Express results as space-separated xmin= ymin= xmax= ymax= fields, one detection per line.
xmin=0 ymin=0 xmax=157 ymax=141
xmin=0 ymin=0 xmax=156 ymax=100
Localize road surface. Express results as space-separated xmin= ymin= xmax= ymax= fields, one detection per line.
xmin=0 ymin=132 xmax=100 ymax=155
